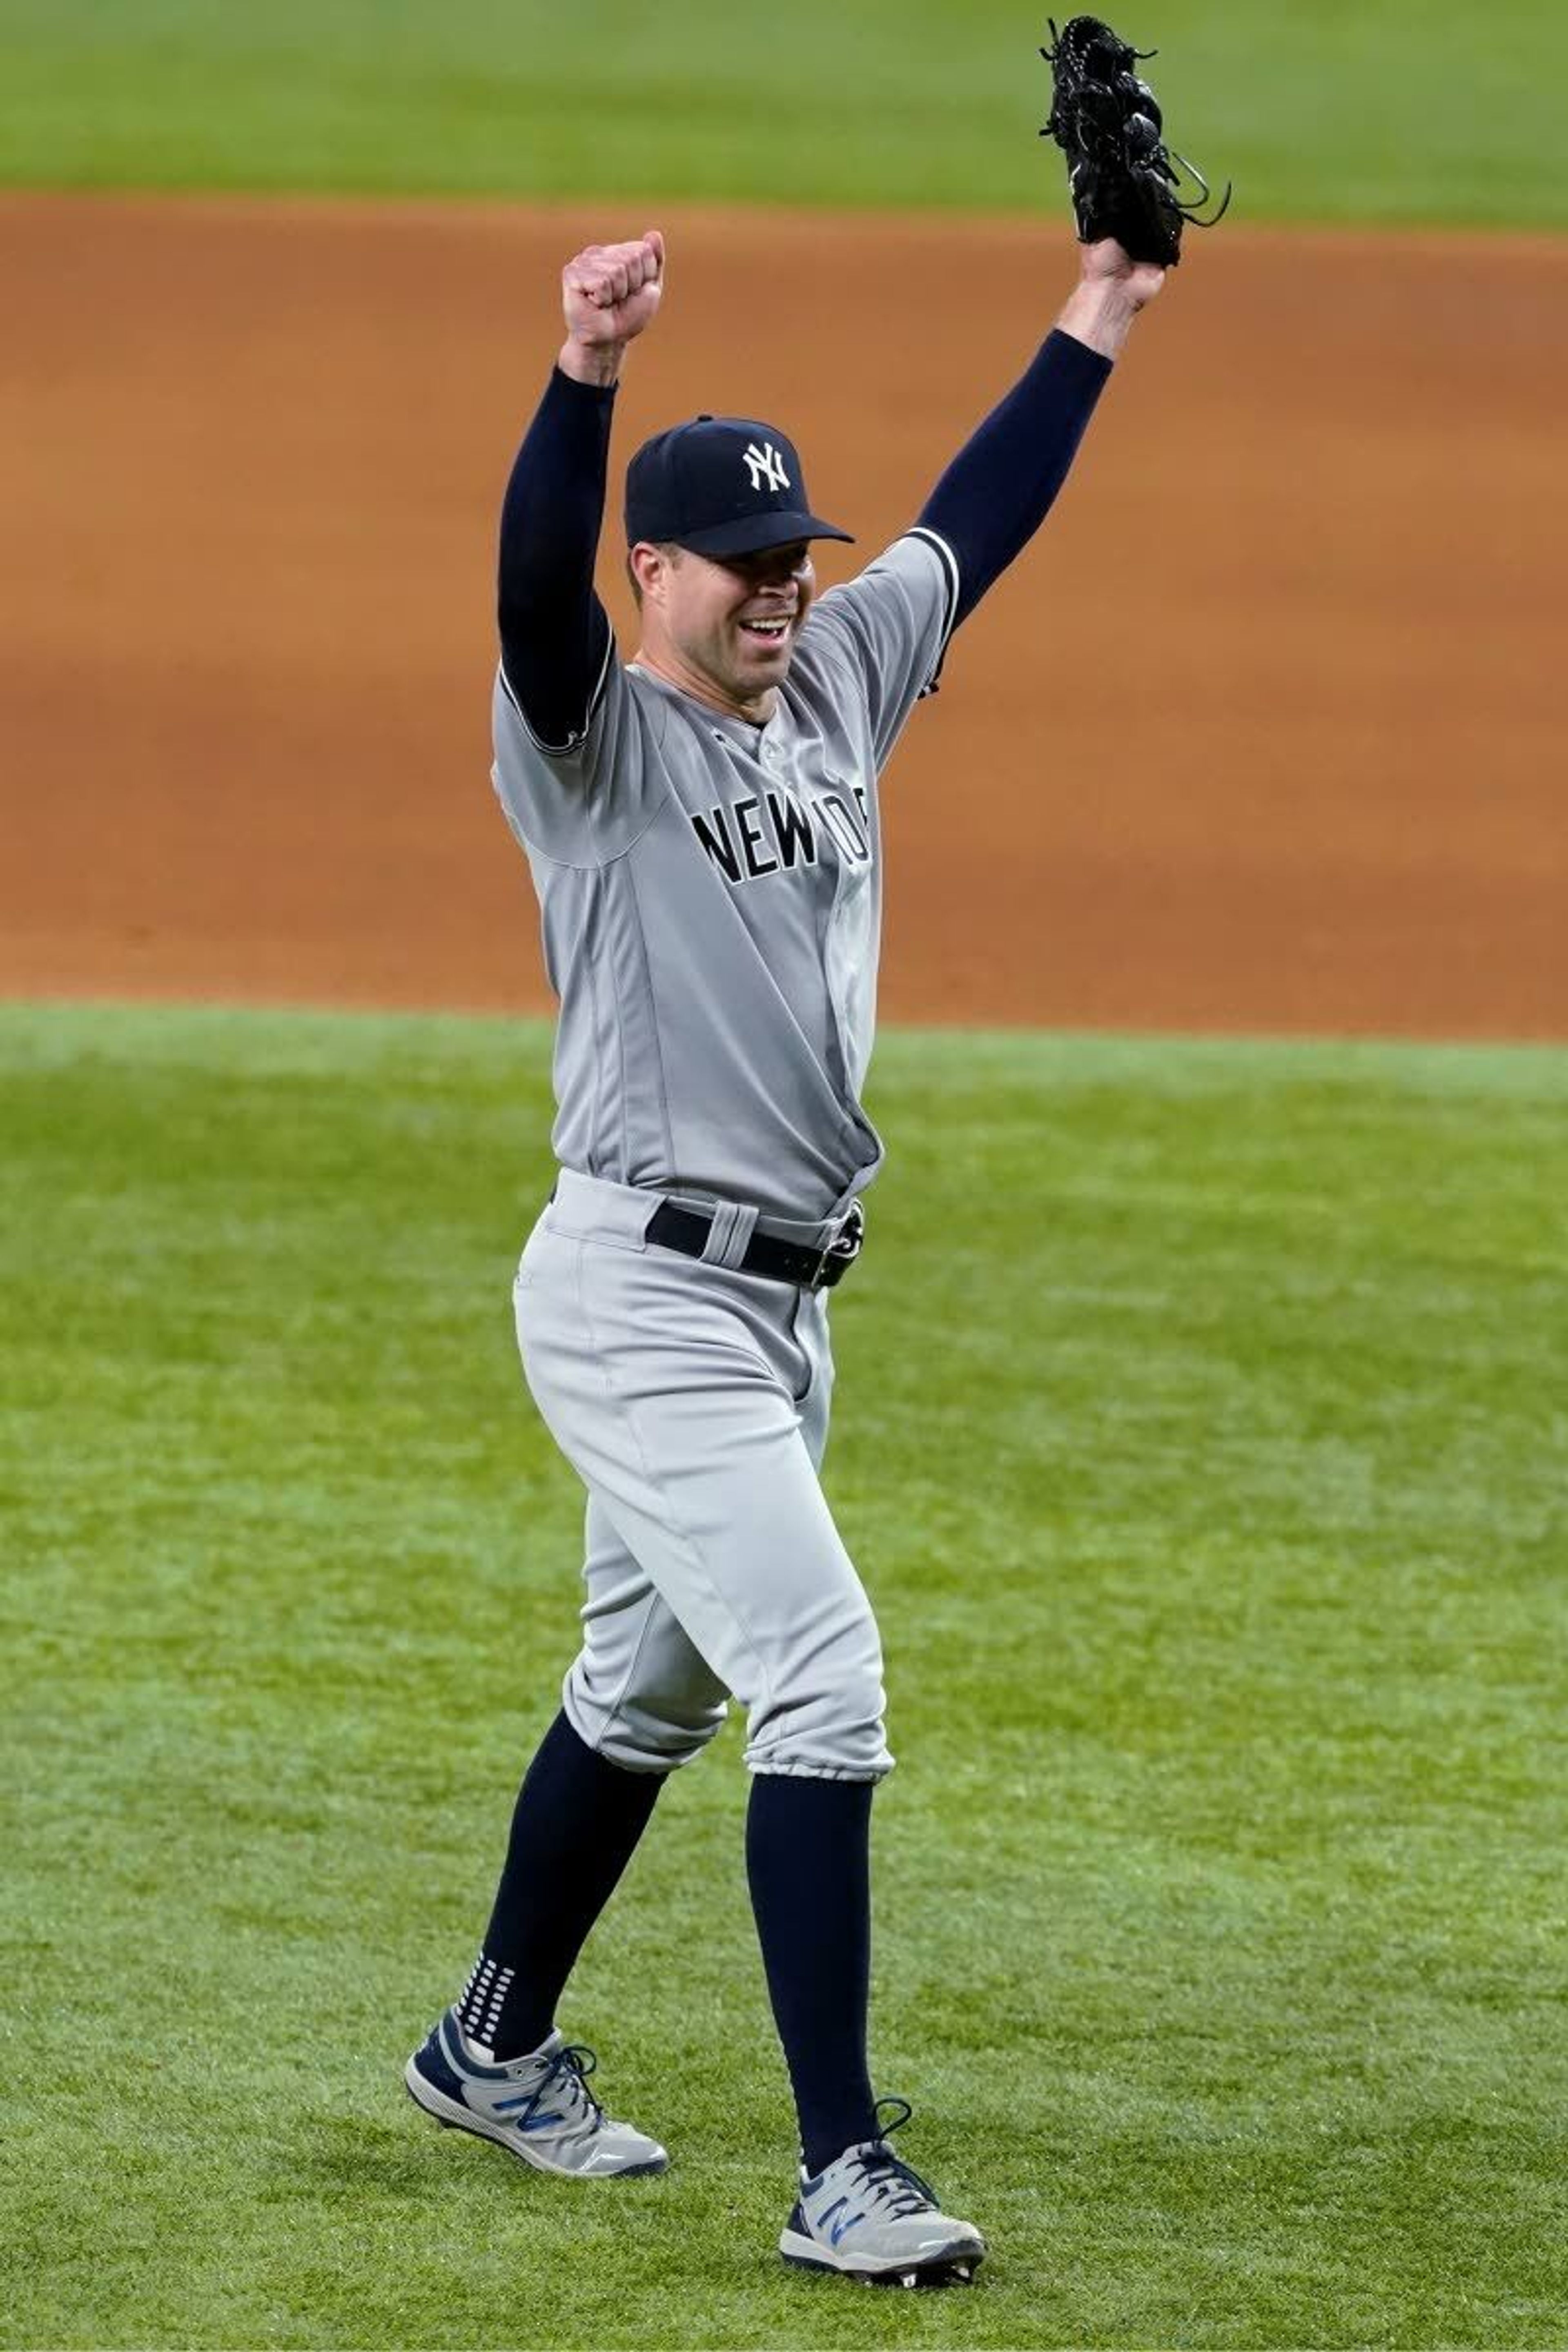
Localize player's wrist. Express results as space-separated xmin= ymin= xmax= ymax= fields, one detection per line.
xmin=1054 ymin=272 xmax=1146 ymax=361
xmin=557 ymin=336 xmax=626 ymax=389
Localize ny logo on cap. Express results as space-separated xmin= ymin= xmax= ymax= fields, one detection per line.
xmin=742 ymin=440 xmax=791 ymax=495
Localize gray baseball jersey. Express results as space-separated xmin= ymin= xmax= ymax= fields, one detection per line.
xmin=491 ymin=527 xmax=960 ymax=1222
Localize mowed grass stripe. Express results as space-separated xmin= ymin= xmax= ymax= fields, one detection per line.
xmin=3 ymin=1002 xmax=1565 ymax=2350
xmin=2 ymin=0 xmax=1567 ymax=227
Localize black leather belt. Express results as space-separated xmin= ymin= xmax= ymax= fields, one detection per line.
xmin=647 ymin=1199 xmax=865 ymax=1291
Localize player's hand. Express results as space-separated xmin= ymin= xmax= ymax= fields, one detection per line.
xmin=562 ymin=232 xmax=666 ymax=352
xmin=1079 ymin=236 xmax=1166 ymax=311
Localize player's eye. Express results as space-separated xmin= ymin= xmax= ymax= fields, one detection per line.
xmin=735 ymin=545 xmax=808 ymax=587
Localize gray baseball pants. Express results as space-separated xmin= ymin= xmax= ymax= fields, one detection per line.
xmin=512 ymin=1168 xmax=891 ymax=1782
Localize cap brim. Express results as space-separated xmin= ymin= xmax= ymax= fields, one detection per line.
xmin=673 ymin=510 xmax=855 ymax=559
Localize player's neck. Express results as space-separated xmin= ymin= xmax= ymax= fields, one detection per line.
xmin=633 ymin=643 xmax=777 ymax=728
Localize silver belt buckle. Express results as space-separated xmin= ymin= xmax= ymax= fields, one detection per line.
xmin=809 ymin=1201 xmax=865 ymax=1292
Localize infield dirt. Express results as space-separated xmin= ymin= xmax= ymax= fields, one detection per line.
xmin=3 ymin=196 xmax=1563 ymax=1037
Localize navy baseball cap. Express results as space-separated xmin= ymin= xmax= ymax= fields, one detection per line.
xmin=625 ymin=414 xmax=854 ymax=559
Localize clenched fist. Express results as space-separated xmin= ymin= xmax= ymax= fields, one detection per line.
xmin=558 ymin=232 xmax=665 ymax=385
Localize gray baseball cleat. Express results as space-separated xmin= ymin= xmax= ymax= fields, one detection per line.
xmin=779 ymin=2102 xmax=986 ymax=2287
xmin=405 ymin=2006 xmax=668 ymax=2178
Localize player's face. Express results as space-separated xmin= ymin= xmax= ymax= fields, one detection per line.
xmin=658 ymin=541 xmax=817 ymax=715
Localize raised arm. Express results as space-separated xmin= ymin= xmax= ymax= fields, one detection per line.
xmin=497 ymin=232 xmax=665 ymax=750
xmin=917 ymin=239 xmax=1163 ymax=630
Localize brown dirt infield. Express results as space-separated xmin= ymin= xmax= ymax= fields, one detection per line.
xmin=2 ymin=195 xmax=1563 ymax=1038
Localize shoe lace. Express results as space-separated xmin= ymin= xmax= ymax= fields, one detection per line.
xmin=520 ymin=2041 xmax=604 ymax=2130
xmin=843 ymin=2097 xmax=942 ymax=2218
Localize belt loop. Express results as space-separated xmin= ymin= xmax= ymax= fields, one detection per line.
xmin=700 ymin=1200 xmax=760 ymax=1269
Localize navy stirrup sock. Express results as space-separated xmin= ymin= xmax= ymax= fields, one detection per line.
xmin=746 ymin=1773 xmax=878 ymax=2177
xmin=458 ymin=1710 xmax=664 ymax=2059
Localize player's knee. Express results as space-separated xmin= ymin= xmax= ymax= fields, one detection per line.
xmin=743 ymin=1613 xmax=892 ymax=1780
xmin=744 ymin=1694 xmax=892 ymax=1779
xmin=597 ymin=1707 xmax=726 ymax=1774
xmin=563 ymin=1669 xmax=727 ymax=1775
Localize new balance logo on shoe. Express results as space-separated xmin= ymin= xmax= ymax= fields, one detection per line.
xmin=824 ymin=2201 xmax=866 ymax=2246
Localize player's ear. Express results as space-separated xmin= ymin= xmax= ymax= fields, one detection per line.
xmin=628 ymin=540 xmax=677 ymax=609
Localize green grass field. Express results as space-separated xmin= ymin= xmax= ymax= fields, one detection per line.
xmin=2 ymin=0 xmax=1567 ymax=225
xmin=4 ymin=1002 xmax=1566 ymax=2349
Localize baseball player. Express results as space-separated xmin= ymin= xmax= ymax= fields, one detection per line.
xmin=405 ymin=223 xmax=1163 ymax=2287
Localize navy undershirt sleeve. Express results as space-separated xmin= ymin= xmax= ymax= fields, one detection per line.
xmin=497 ymin=366 xmax=617 ymax=749
xmin=917 ymin=328 xmax=1114 ymax=628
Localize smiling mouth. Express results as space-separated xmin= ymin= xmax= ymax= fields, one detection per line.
xmin=739 ymin=617 xmax=792 ymax=644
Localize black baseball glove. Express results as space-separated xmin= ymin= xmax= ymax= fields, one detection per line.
xmin=1040 ymin=15 xmax=1230 ymax=266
